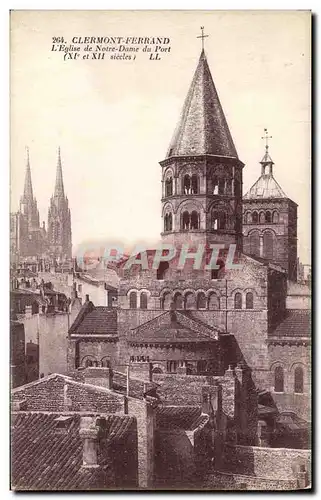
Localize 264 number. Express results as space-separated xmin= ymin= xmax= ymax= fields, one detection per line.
xmin=52 ymin=37 xmax=65 ymax=44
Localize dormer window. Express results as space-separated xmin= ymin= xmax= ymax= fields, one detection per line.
xmin=54 ymin=415 xmax=73 ymax=433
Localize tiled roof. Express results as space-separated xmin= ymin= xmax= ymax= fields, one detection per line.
xmin=129 ymin=310 xmax=219 ymax=344
xmin=166 ymin=50 xmax=238 ymax=158
xmin=11 ymin=412 xmax=134 ymax=491
xmin=270 ymin=310 xmax=311 ymax=338
xmin=244 ymin=173 xmax=287 ymax=200
xmin=70 ymin=304 xmax=117 ymax=335
xmin=156 ymin=406 xmax=208 ymax=430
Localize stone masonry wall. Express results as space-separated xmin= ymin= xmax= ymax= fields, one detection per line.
xmin=222 ymin=444 xmax=311 ymax=482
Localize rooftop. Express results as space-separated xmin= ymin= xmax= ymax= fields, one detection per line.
xmin=166 ymin=50 xmax=238 ymax=159
xmin=69 ymin=302 xmax=117 ymax=336
xmin=156 ymin=406 xmax=208 ymax=431
xmin=11 ymin=412 xmax=134 ymax=491
xmin=244 ymin=173 xmax=287 ymax=200
xmin=129 ymin=310 xmax=219 ymax=344
xmin=270 ymin=310 xmax=311 ymax=338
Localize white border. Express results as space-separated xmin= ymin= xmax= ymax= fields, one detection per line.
xmin=2 ymin=2 xmax=318 ymax=499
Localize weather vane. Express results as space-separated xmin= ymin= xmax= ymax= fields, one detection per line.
xmin=197 ymin=26 xmax=209 ymax=51
xmin=261 ymin=128 xmax=272 ymax=151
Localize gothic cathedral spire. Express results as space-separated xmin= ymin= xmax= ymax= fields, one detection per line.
xmin=47 ymin=148 xmax=72 ymax=262
xmin=54 ymin=147 xmax=65 ymax=199
xmin=20 ymin=147 xmax=40 ymax=231
xmin=23 ymin=147 xmax=34 ymax=201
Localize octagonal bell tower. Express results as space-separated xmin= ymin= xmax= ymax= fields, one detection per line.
xmin=160 ymin=47 xmax=244 ymax=252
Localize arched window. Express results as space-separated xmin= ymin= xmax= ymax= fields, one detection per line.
xmin=272 ymin=211 xmax=279 ymax=223
xmin=294 ymin=366 xmax=304 ymax=393
xmin=213 ymin=176 xmax=219 ymax=195
xmin=190 ymin=211 xmax=199 ymax=229
xmin=218 ymin=179 xmax=225 ymax=195
xmin=274 ymin=366 xmax=284 ymax=392
xmin=234 ymin=179 xmax=241 ymax=198
xmin=265 ymin=211 xmax=272 ymax=223
xmin=152 ymin=367 xmax=163 ymax=374
xmin=173 ymin=292 xmax=183 ymax=310
xmin=165 ymin=177 xmax=173 ymax=197
xmin=164 ymin=214 xmax=168 ymax=232
xmin=208 ymin=293 xmax=220 ymax=310
xmin=212 ymin=211 xmax=218 ymax=230
xmin=246 ymin=292 xmax=254 ymax=309
xmin=197 ymin=292 xmax=206 ymax=309
xmin=164 ymin=212 xmax=172 ymax=232
xmin=245 ymin=212 xmax=252 ymax=224
xmin=191 ymin=175 xmax=198 ymax=194
xmin=234 ymin=292 xmax=242 ymax=309
xmin=183 ymin=175 xmax=191 ymax=195
xmin=129 ymin=291 xmax=137 ymax=309
xmin=252 ymin=211 xmax=259 ymax=224
xmin=211 ymin=258 xmax=225 ymax=279
xmin=161 ymin=291 xmax=171 ymax=309
xmin=259 ymin=212 xmax=265 ymax=224
xmin=219 ymin=212 xmax=227 ymax=230
xmin=263 ymin=231 xmax=274 ymax=260
xmin=140 ymin=292 xmax=148 ymax=309
xmin=167 ymin=361 xmax=177 ymax=373
xmin=101 ymin=357 xmax=110 ymax=367
xmin=157 ymin=261 xmax=169 ymax=280
xmin=85 ymin=358 xmax=93 ymax=367
xmin=249 ymin=231 xmax=260 ymax=257
xmin=182 ymin=211 xmax=190 ymax=230
xmin=185 ymin=292 xmax=196 ymax=310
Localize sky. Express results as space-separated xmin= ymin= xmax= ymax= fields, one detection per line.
xmin=10 ymin=10 xmax=311 ymax=263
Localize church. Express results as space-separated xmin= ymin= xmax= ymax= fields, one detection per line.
xmin=67 ymin=47 xmax=310 ymax=425
xmin=10 ymin=147 xmax=72 ymax=269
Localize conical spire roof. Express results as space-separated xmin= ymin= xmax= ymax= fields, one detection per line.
xmin=23 ymin=148 xmax=34 ymax=200
xmin=54 ymin=147 xmax=65 ymax=199
xmin=167 ymin=50 xmax=238 ymax=158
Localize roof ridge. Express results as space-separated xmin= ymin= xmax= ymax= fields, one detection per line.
xmin=12 ymin=373 xmax=72 ymax=393
xmin=130 ymin=310 xmax=169 ymax=331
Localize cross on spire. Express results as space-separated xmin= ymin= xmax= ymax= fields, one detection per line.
xmin=261 ymin=128 xmax=272 ymax=152
xmin=197 ymin=26 xmax=209 ymax=51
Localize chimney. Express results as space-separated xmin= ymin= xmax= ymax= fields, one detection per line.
xmin=25 ymin=305 xmax=32 ymax=318
xmin=84 ymin=367 xmax=113 ymax=389
xmin=85 ymin=294 xmax=90 ymax=302
xmin=71 ymin=282 xmax=77 ymax=299
xmin=79 ymin=416 xmax=106 ymax=467
xmin=201 ymin=382 xmax=222 ymax=417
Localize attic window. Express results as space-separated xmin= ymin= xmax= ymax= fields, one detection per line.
xmin=54 ymin=415 xmax=73 ymax=432
xmin=168 ymin=148 xmax=174 ymax=156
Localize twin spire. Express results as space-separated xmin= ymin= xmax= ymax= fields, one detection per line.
xmin=23 ymin=147 xmax=66 ymax=204
xmin=23 ymin=147 xmax=34 ymax=201
xmin=54 ymin=147 xmax=65 ymax=199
